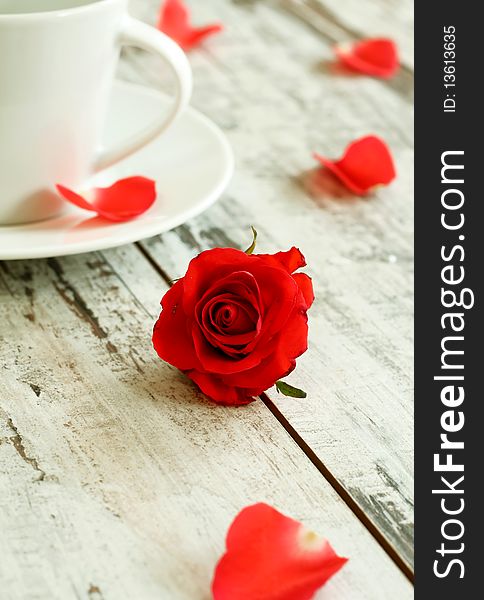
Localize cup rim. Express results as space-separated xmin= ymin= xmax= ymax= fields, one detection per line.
xmin=0 ymin=0 xmax=121 ymax=21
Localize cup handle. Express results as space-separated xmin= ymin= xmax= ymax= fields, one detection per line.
xmin=93 ymin=17 xmax=192 ymax=173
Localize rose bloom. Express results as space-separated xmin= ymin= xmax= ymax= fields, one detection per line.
xmin=152 ymin=246 xmax=314 ymax=405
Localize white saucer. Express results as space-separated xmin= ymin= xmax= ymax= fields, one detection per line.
xmin=0 ymin=81 xmax=233 ymax=260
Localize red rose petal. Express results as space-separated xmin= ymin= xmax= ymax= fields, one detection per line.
xmin=292 ymin=273 xmax=315 ymax=309
xmin=56 ymin=177 xmax=156 ymax=222
xmin=314 ymin=135 xmax=396 ymax=195
xmin=54 ymin=186 xmax=96 ymax=212
xmin=152 ymin=279 xmax=201 ymax=372
xmin=258 ymin=246 xmax=307 ymax=274
xmin=212 ymin=503 xmax=348 ymax=600
xmin=158 ymin=0 xmax=223 ymax=51
xmin=335 ymin=38 xmax=399 ymax=78
xmin=187 ymin=370 xmax=258 ymax=406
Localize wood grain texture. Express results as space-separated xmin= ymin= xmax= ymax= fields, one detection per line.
xmin=0 ymin=249 xmax=411 ymax=599
xmin=125 ymin=0 xmax=414 ymax=569
xmin=284 ymin=0 xmax=414 ymax=69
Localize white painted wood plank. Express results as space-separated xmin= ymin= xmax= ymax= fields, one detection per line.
xmin=124 ymin=0 xmax=414 ymax=567
xmin=0 ymin=250 xmax=411 ymax=599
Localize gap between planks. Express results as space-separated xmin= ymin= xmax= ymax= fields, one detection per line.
xmin=134 ymin=241 xmax=414 ymax=583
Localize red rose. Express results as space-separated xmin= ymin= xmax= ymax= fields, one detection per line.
xmin=152 ymin=246 xmax=314 ymax=405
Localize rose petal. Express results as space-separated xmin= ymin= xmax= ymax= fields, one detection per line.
xmin=192 ymin=321 xmax=265 ymax=375
xmin=212 ymin=503 xmax=348 ymax=600
xmin=258 ymin=247 xmax=307 ymax=274
xmin=187 ymin=370 xmax=258 ymax=406
xmin=152 ymin=279 xmax=201 ymax=372
xmin=335 ymin=38 xmax=399 ymax=78
xmin=55 ymin=186 xmax=94 ymax=212
xmin=292 ymin=273 xmax=315 ymax=309
xmin=314 ymin=135 xmax=396 ymax=195
xmin=158 ymin=0 xmax=222 ymax=51
xmin=56 ymin=177 xmax=157 ymax=222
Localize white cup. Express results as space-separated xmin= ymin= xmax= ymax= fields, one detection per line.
xmin=0 ymin=0 xmax=192 ymax=225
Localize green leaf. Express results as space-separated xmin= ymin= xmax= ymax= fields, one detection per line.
xmin=244 ymin=226 xmax=258 ymax=255
xmin=275 ymin=380 xmax=307 ymax=398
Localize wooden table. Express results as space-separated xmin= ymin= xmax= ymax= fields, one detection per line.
xmin=0 ymin=0 xmax=413 ymax=598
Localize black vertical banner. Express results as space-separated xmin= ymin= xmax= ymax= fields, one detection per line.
xmin=415 ymin=2 xmax=482 ymax=597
